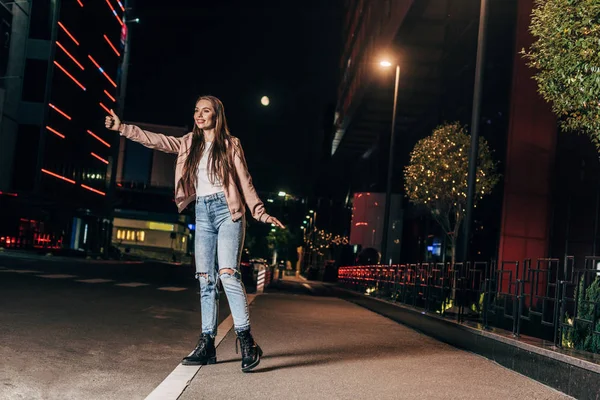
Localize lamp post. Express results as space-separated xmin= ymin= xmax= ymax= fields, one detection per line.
xmin=379 ymin=60 xmax=400 ymax=265
xmin=461 ymin=0 xmax=489 ymax=262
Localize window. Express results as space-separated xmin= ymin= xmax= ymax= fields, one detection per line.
xmin=22 ymin=59 xmax=48 ymax=102
xmin=12 ymin=124 xmax=40 ymax=191
xmin=116 ymin=229 xmax=145 ymax=242
xmin=29 ymin=0 xmax=52 ymax=40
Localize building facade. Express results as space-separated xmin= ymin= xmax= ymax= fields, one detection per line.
xmin=330 ymin=0 xmax=600 ymax=267
xmin=0 ymin=0 xmax=129 ymax=253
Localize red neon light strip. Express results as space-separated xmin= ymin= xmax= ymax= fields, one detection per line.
xmin=56 ymin=41 xmax=84 ymax=70
xmin=46 ymin=126 xmax=65 ymax=139
xmin=87 ymin=130 xmax=111 ymax=147
xmin=91 ymin=152 xmax=109 ymax=164
xmin=104 ymin=0 xmax=124 ymax=26
xmin=49 ymin=103 xmax=72 ymax=120
xmin=88 ymin=55 xmax=117 ymax=87
xmin=54 ymin=61 xmax=86 ymax=91
xmin=81 ymin=184 xmax=106 ymax=196
xmin=41 ymin=168 xmax=76 ymax=184
xmin=77 ymin=0 xmax=84 ymax=6
xmin=103 ymin=34 xmax=121 ymax=56
xmin=99 ymin=102 xmax=111 ymax=114
xmin=58 ymin=22 xmax=79 ymax=45
xmin=103 ymin=90 xmax=116 ymax=102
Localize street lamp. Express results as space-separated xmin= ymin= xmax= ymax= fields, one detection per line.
xmin=379 ymin=58 xmax=400 ymax=265
xmin=261 ymin=96 xmax=270 ymax=106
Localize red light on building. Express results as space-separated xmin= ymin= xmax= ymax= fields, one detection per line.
xmin=41 ymin=168 xmax=76 ymax=184
xmin=103 ymin=90 xmax=116 ymax=102
xmin=77 ymin=0 xmax=84 ymax=6
xmin=81 ymin=184 xmax=106 ymax=196
xmin=91 ymin=152 xmax=109 ymax=164
xmin=104 ymin=0 xmax=123 ymax=26
xmin=87 ymin=130 xmax=111 ymax=147
xmin=46 ymin=126 xmax=66 ymax=139
xmin=54 ymin=61 xmax=86 ymax=91
xmin=56 ymin=41 xmax=84 ymax=70
xmin=103 ymin=34 xmax=121 ymax=56
xmin=57 ymin=21 xmax=79 ymax=45
xmin=88 ymin=55 xmax=117 ymax=87
xmin=99 ymin=102 xmax=111 ymax=114
xmin=0 ymin=191 xmax=18 ymax=197
xmin=49 ymin=103 xmax=72 ymax=120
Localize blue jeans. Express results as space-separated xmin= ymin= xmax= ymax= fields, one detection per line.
xmin=194 ymin=191 xmax=250 ymax=335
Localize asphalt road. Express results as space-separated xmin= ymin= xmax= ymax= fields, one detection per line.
xmin=0 ymin=252 xmax=233 ymax=400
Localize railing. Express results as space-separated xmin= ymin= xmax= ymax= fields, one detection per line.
xmin=338 ymin=256 xmax=600 ymax=353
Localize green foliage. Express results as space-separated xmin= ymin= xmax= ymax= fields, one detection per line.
xmin=404 ymin=122 xmax=499 ymax=262
xmin=523 ymin=0 xmax=600 ymax=147
xmin=267 ymin=228 xmax=298 ymax=266
xmin=570 ymin=276 xmax=600 ymax=353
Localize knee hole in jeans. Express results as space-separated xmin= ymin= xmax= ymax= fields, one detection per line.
xmin=196 ymin=272 xmax=210 ymax=282
xmin=219 ymin=268 xmax=240 ymax=280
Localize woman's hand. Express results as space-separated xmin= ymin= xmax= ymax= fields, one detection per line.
xmin=105 ymin=109 xmax=122 ymax=132
xmin=267 ymin=215 xmax=285 ymax=229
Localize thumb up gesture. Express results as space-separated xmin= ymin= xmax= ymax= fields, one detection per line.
xmin=105 ymin=109 xmax=122 ymax=132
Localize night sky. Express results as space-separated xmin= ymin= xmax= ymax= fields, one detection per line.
xmin=124 ymin=0 xmax=342 ymax=197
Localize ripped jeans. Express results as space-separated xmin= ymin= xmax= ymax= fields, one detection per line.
xmin=194 ymin=191 xmax=250 ymax=336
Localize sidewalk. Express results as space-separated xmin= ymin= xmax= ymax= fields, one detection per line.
xmin=179 ymin=280 xmax=570 ymax=400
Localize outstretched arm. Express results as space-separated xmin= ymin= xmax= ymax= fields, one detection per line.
xmin=233 ymin=138 xmax=285 ymax=228
xmin=105 ymin=109 xmax=182 ymax=154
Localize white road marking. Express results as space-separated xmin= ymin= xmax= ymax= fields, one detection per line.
xmin=0 ymin=269 xmax=20 ymax=273
xmin=115 ymin=282 xmax=150 ymax=288
xmin=144 ymin=294 xmax=257 ymax=400
xmin=36 ymin=274 xmax=77 ymax=279
xmin=76 ymin=278 xmax=113 ymax=283
xmin=157 ymin=287 xmax=187 ymax=292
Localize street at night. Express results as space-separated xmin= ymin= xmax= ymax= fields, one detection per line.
xmin=2 ymin=0 xmax=600 ymax=398
xmin=0 ymin=254 xmax=572 ymax=399
xmin=0 ymin=253 xmax=231 ymax=399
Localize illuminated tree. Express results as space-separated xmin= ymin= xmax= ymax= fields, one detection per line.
xmin=522 ymin=0 xmax=600 ymax=147
xmin=404 ymin=122 xmax=499 ymax=263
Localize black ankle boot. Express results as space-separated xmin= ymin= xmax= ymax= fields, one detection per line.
xmin=235 ymin=329 xmax=263 ymax=372
xmin=182 ymin=333 xmax=216 ymax=366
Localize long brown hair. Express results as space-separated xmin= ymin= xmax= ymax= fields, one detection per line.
xmin=181 ymin=95 xmax=235 ymax=194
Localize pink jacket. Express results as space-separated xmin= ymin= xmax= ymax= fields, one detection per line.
xmin=119 ymin=124 xmax=270 ymax=222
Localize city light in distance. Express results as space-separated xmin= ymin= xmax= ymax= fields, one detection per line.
xmin=278 ymin=191 xmax=286 ymax=197
xmin=261 ymin=96 xmax=270 ymax=106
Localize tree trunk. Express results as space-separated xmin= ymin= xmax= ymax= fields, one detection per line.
xmin=451 ymin=237 xmax=457 ymax=266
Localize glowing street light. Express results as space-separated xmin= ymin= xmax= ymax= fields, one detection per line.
xmin=261 ymin=96 xmax=270 ymax=106
xmin=380 ymin=60 xmax=392 ymax=67
xmin=278 ymin=191 xmax=286 ymax=197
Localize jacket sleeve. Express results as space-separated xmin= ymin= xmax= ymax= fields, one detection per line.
xmin=119 ymin=124 xmax=182 ymax=154
xmin=233 ymin=138 xmax=270 ymax=223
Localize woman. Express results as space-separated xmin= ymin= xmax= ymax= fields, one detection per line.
xmin=105 ymin=95 xmax=284 ymax=372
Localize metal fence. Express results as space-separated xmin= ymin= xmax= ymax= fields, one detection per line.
xmin=338 ymin=256 xmax=600 ymax=353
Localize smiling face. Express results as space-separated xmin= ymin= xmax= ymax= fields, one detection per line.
xmin=194 ymin=99 xmax=216 ymax=130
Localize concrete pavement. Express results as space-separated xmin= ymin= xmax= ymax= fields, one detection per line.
xmin=180 ymin=279 xmax=571 ymax=400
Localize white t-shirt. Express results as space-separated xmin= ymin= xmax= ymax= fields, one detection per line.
xmin=196 ymin=142 xmax=223 ymax=196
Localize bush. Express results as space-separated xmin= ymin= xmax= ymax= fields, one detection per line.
xmin=523 ymin=0 xmax=600 ymax=147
